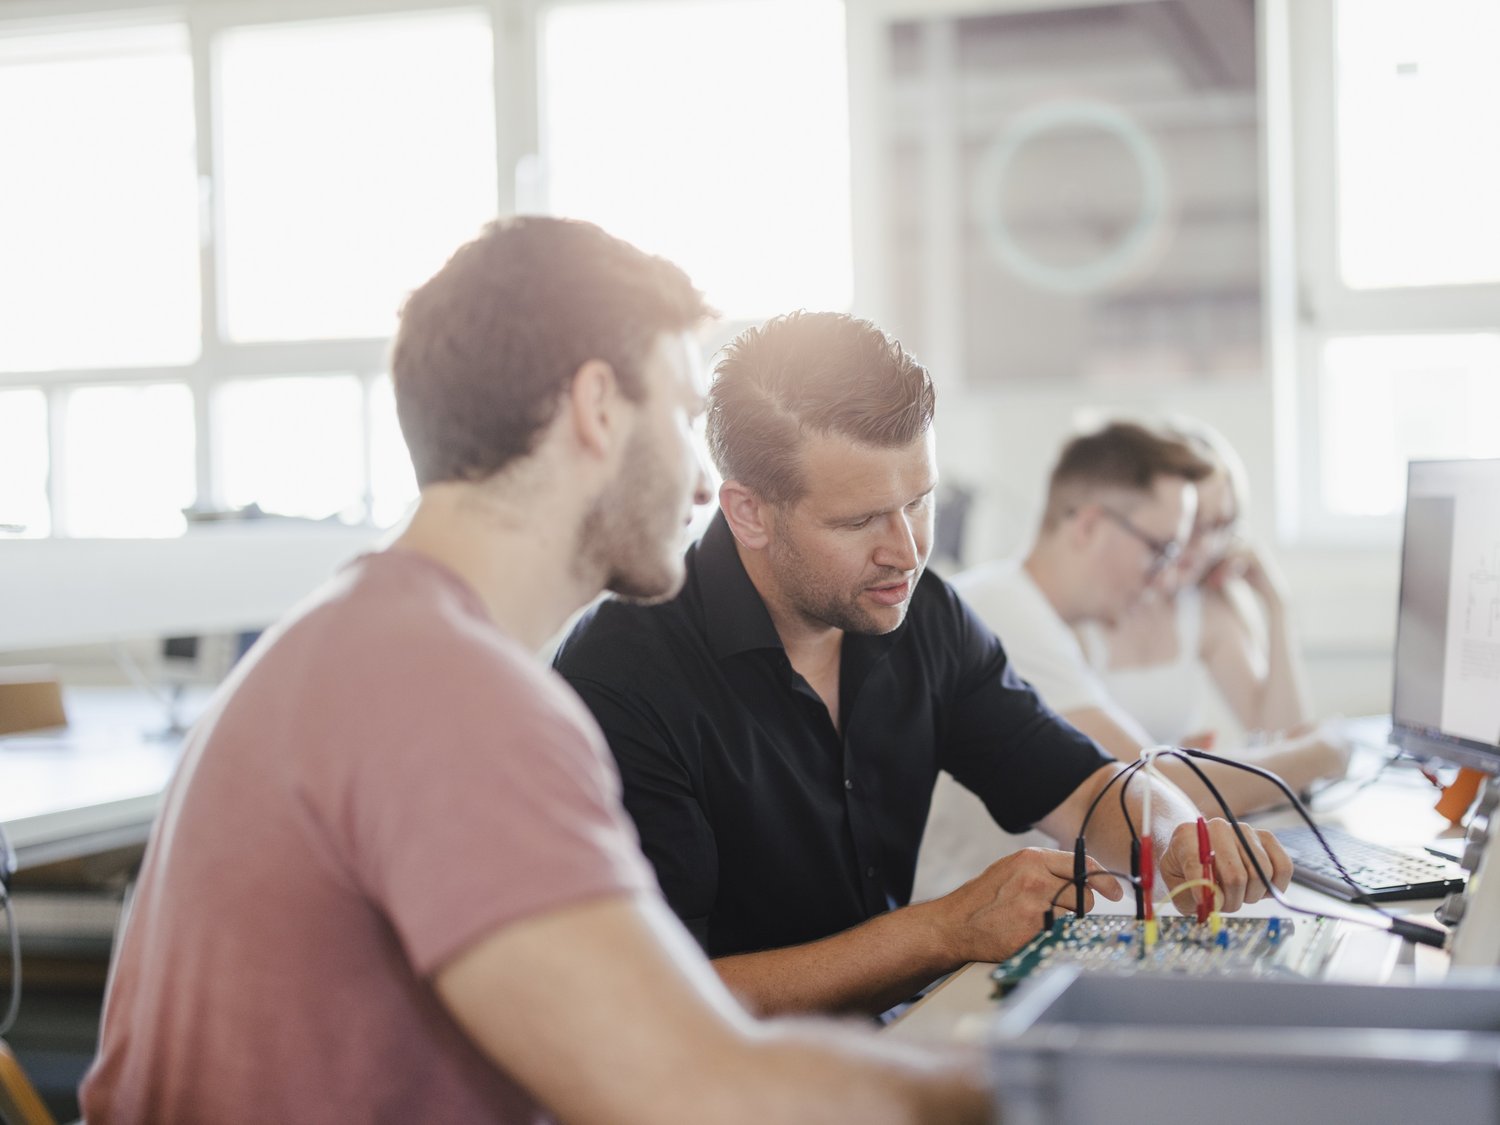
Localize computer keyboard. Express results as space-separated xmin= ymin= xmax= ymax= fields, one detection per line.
xmin=1275 ymin=823 xmax=1467 ymax=903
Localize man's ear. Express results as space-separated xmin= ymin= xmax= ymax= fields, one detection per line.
xmin=564 ymin=358 xmax=627 ymax=459
xmin=1067 ymin=502 xmax=1101 ymax=551
xmin=719 ymin=480 xmax=774 ymax=551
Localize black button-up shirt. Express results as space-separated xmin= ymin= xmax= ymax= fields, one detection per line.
xmin=554 ymin=512 xmax=1111 ymax=958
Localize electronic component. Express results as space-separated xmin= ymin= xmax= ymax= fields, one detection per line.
xmin=990 ymin=913 xmax=1344 ymax=997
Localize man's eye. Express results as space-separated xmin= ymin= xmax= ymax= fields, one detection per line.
xmin=849 ymin=517 xmax=873 ymax=530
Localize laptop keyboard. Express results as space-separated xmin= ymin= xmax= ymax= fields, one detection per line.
xmin=1275 ymin=823 xmax=1467 ymax=903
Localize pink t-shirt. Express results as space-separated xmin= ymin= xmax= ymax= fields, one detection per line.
xmin=82 ymin=551 xmax=655 ymax=1124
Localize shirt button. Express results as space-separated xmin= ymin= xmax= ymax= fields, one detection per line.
xmin=866 ymin=866 xmax=877 ymax=878
xmin=844 ymin=778 xmax=854 ymax=790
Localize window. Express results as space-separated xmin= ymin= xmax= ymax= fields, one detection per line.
xmin=1334 ymin=0 xmax=1500 ymax=290
xmin=0 ymin=389 xmax=49 ymax=537
xmin=540 ymin=0 xmax=852 ymax=320
xmin=63 ymin=384 xmax=196 ymax=538
xmin=0 ymin=6 xmax=505 ymax=539
xmin=1285 ymin=0 xmax=1500 ymax=537
xmin=216 ymin=376 xmax=364 ymax=521
xmin=0 ymin=0 xmax=854 ymax=541
xmin=217 ymin=11 xmax=498 ymax=342
xmin=1320 ymin=335 xmax=1500 ymax=516
xmin=0 ymin=25 xmax=199 ymax=373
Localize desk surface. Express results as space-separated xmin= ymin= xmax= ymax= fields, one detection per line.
xmin=0 ymin=687 xmax=207 ymax=869
xmin=891 ymin=744 xmax=1462 ymax=1043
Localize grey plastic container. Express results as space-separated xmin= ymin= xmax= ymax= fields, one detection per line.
xmin=988 ymin=968 xmax=1500 ymax=1125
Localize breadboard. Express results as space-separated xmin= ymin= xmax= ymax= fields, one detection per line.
xmin=991 ymin=914 xmax=1344 ymax=996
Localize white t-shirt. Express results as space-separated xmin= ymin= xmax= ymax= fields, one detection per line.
xmin=1077 ymin=586 xmax=1212 ymax=747
xmin=953 ymin=559 xmax=1148 ymax=742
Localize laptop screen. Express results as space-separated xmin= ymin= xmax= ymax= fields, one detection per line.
xmin=1390 ymin=458 xmax=1500 ymax=773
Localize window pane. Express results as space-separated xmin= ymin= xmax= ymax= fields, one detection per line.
xmin=1336 ymin=0 xmax=1500 ymax=288
xmin=1320 ymin=335 xmax=1500 ymax=515
xmin=218 ymin=11 xmax=498 ymax=342
xmin=217 ymin=376 xmax=363 ymax=520
xmin=0 ymin=25 xmax=199 ymax=371
xmin=542 ymin=0 xmax=852 ymax=318
xmin=0 ymin=389 xmax=50 ymax=536
xmin=369 ymin=376 xmax=419 ymax=528
xmin=65 ymin=384 xmax=195 ymax=537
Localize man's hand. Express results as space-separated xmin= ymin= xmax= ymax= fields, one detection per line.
xmin=1159 ymin=819 xmax=1292 ymax=914
xmin=931 ymin=847 xmax=1123 ymax=963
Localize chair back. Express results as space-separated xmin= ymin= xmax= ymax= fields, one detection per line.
xmin=0 ymin=1040 xmax=55 ymax=1125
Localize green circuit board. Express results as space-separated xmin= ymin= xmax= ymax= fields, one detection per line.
xmin=991 ymin=913 xmax=1344 ymax=997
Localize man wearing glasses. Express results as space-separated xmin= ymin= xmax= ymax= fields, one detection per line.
xmin=953 ymin=420 xmax=1347 ymax=818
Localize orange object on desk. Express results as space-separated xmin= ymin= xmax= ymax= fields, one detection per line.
xmin=1436 ymin=766 xmax=1485 ymax=825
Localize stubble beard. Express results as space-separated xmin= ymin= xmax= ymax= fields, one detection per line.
xmin=576 ymin=425 xmax=687 ymax=605
xmin=766 ymin=529 xmax=919 ymax=637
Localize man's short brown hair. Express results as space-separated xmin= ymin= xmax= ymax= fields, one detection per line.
xmin=392 ymin=216 xmax=710 ymax=487
xmin=1042 ymin=420 xmax=1214 ymax=529
xmin=706 ymin=311 xmax=935 ymax=505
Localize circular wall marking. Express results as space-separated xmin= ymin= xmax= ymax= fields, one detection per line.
xmin=972 ymin=100 xmax=1170 ymax=295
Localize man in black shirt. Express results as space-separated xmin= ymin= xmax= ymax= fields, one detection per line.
xmin=556 ymin=311 xmax=1291 ymax=1017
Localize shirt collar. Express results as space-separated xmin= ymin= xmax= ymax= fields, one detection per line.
xmin=694 ymin=510 xmax=787 ymax=661
xmin=692 ymin=510 xmax=910 ymax=668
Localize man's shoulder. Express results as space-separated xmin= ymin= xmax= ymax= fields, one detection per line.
xmin=554 ymin=590 xmax=707 ymax=683
xmin=951 ymin=559 xmax=1058 ymax=634
xmin=949 ymin=558 xmax=1026 ymax=602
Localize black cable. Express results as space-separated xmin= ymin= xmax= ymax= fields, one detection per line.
xmin=1167 ymin=748 xmax=1446 ymax=949
xmin=1048 ymin=868 xmax=1138 ymax=915
xmin=1117 ymin=757 xmax=1142 ymax=844
xmin=0 ymin=821 xmax=17 ymax=1037
xmin=1302 ymin=748 xmax=1402 ymax=810
xmin=1172 ymin=749 xmax=1387 ymax=912
xmin=1078 ymin=758 xmax=1146 ymax=840
xmin=1068 ymin=759 xmax=1147 ymax=924
xmin=0 ymin=894 xmax=18 ymax=1038
xmin=1072 ymin=838 xmax=1087 ymax=917
xmin=1130 ymin=838 xmax=1144 ymax=920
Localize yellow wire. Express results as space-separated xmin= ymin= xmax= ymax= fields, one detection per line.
xmin=1166 ymin=878 xmax=1225 ymax=916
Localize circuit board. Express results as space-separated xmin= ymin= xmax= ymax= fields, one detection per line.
xmin=991 ymin=914 xmax=1345 ymax=997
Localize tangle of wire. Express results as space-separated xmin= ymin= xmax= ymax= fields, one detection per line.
xmin=1062 ymin=747 xmax=1446 ymax=949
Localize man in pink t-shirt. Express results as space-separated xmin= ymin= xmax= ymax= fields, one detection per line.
xmin=81 ymin=217 xmax=988 ymax=1124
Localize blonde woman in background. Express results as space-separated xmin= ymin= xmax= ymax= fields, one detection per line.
xmin=1079 ymin=419 xmax=1321 ymax=752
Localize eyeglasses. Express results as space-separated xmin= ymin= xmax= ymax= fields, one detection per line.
xmin=1096 ymin=506 xmax=1183 ymax=575
xmin=1193 ymin=513 xmax=1239 ymax=544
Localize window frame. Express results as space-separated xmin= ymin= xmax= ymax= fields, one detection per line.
xmin=0 ymin=0 xmax=529 ymax=537
xmin=1280 ymin=0 xmax=1500 ymax=544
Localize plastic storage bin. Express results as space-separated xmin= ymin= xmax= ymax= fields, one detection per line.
xmin=988 ymin=967 xmax=1500 ymax=1125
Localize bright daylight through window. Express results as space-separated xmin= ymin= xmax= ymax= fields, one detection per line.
xmin=1309 ymin=0 xmax=1500 ymax=522
xmin=0 ymin=1 xmax=853 ymax=540
xmin=541 ymin=0 xmax=852 ymax=320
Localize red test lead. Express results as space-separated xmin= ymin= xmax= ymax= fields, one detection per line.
xmin=1196 ymin=816 xmax=1215 ymax=924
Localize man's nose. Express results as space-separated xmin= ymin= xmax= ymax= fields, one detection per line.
xmin=875 ymin=511 xmax=920 ymax=572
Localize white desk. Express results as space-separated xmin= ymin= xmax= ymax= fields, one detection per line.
xmin=0 ymin=687 xmax=207 ymax=870
xmin=891 ymin=745 xmax=1462 ymax=1043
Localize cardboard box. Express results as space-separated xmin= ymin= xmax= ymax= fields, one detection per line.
xmin=0 ymin=667 xmax=67 ymax=735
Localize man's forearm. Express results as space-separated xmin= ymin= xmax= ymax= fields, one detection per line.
xmin=712 ymin=902 xmax=960 ymax=1018
xmin=1259 ymin=603 xmax=1313 ymax=733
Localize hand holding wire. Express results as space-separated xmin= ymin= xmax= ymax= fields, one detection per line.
xmin=1161 ymin=816 xmax=1290 ymax=914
